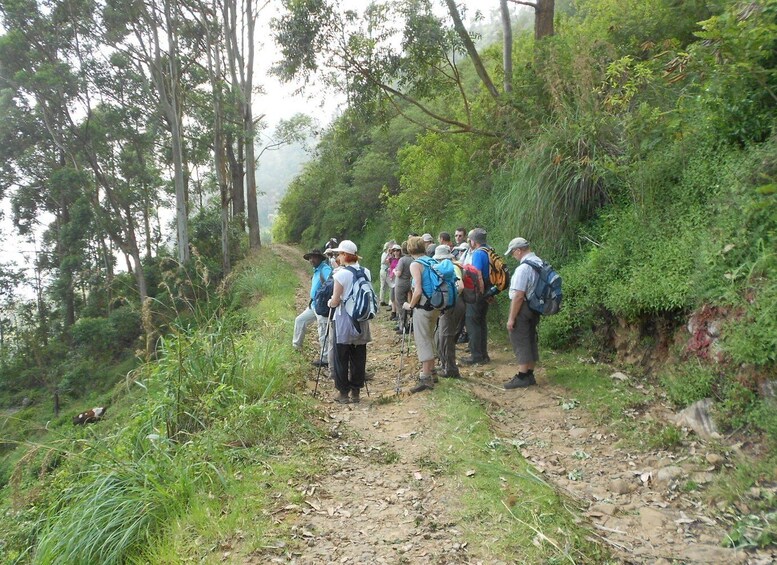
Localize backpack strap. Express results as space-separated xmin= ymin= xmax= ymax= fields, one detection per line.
xmin=521 ymin=258 xmax=543 ymax=272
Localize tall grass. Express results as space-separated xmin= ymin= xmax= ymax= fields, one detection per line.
xmin=494 ymin=117 xmax=617 ymax=258
xmin=33 ymin=439 xmax=203 ymax=564
xmin=0 ymin=247 xmax=316 ymax=563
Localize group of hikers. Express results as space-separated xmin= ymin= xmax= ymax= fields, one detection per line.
xmin=293 ymin=227 xmax=555 ymax=403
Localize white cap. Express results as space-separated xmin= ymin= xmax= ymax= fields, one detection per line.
xmin=329 ymin=239 xmax=361 ymax=258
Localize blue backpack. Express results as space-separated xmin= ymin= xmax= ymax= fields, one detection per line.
xmin=415 ymin=256 xmax=457 ymax=311
xmin=344 ymin=266 xmax=378 ymax=326
xmin=522 ymin=258 xmax=562 ymax=315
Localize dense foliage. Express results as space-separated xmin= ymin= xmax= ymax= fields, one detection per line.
xmin=273 ymin=0 xmax=777 ymax=435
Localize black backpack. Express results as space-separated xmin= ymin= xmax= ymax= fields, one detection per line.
xmin=313 ymin=272 xmax=334 ymax=317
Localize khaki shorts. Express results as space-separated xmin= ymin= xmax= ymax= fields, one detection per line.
xmin=413 ymin=305 xmax=440 ymax=362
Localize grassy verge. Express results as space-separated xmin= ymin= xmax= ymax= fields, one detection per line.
xmin=426 ymin=383 xmax=613 ymax=564
xmin=541 ymin=348 xmax=777 ymax=550
xmin=0 ymin=249 xmax=326 ymax=563
xmin=541 ymin=350 xmax=678 ymax=450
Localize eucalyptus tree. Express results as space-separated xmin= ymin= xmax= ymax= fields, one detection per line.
xmin=188 ymin=0 xmax=233 ymax=273
xmin=0 ymin=0 xmax=97 ymax=331
xmin=272 ymin=0 xmax=526 ymax=138
xmin=103 ymin=0 xmax=195 ymax=264
xmin=223 ymin=0 xmax=265 ymax=249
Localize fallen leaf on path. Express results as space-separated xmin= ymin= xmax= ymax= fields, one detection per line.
xmin=466 ymin=469 xmax=476 ymax=477
xmin=305 ymin=500 xmax=321 ymax=511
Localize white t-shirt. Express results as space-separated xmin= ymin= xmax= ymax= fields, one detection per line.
xmin=509 ymin=252 xmax=539 ymax=300
xmin=333 ymin=264 xmax=372 ymax=344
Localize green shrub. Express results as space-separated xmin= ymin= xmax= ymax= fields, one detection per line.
xmin=660 ymin=362 xmax=718 ymax=408
xmin=107 ymin=306 xmax=142 ymax=349
xmin=716 ymin=381 xmax=760 ymax=432
xmin=71 ymin=317 xmax=118 ymax=357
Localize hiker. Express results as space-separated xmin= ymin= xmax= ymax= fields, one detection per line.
xmin=504 ymin=237 xmax=540 ymax=389
xmin=433 ymin=245 xmax=464 ymax=379
xmin=324 ymin=238 xmax=339 ymax=269
xmin=379 ymin=241 xmax=393 ymax=307
xmin=327 ymin=240 xmax=373 ymax=404
xmin=438 ymin=231 xmax=453 ymax=249
xmin=403 ymin=236 xmax=441 ymax=393
xmin=452 ymin=226 xmax=470 ymax=344
xmin=293 ymin=248 xmax=333 ymax=365
xmin=461 ymin=228 xmax=491 ymax=365
xmin=387 ymin=243 xmax=401 ymax=321
xmin=452 ymin=227 xmax=469 ymax=261
xmin=422 ymin=233 xmax=436 ymax=257
xmin=392 ymin=241 xmax=413 ymax=335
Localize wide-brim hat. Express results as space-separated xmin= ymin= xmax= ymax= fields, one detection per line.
xmin=433 ymin=245 xmax=454 ymax=260
xmin=329 ymin=239 xmax=362 ymax=259
xmin=390 ymin=244 xmax=401 ymax=251
xmin=303 ymin=248 xmax=326 ymax=260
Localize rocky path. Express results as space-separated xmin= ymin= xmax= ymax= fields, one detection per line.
xmin=464 ymin=355 xmax=772 ymax=565
xmin=252 ymin=246 xmax=775 ymax=564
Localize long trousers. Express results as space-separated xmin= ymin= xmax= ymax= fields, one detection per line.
xmin=333 ymin=343 xmax=367 ymax=393
xmin=293 ymin=306 xmax=327 ymax=351
xmin=437 ymin=298 xmax=465 ymax=375
xmin=465 ymin=300 xmax=489 ymax=361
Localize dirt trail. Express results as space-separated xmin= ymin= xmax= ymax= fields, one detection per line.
xmin=252 ymin=246 xmax=774 ymax=564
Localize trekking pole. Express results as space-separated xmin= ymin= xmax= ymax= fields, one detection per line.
xmin=313 ymin=309 xmax=333 ymax=398
xmin=396 ymin=313 xmax=408 ymax=395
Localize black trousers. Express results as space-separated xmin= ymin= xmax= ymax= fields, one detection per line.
xmin=333 ymin=343 xmax=367 ymax=393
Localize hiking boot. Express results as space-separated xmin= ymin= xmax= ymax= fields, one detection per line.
xmin=460 ymin=357 xmax=485 ymax=366
xmin=389 ymin=312 xmax=397 ymax=321
xmin=350 ymin=388 xmax=361 ymax=403
xmin=504 ymin=373 xmax=536 ymax=390
xmin=380 ymin=301 xmax=388 ymax=306
xmin=443 ymin=371 xmax=461 ymax=379
xmin=334 ymin=391 xmax=350 ymax=403
xmin=456 ymin=333 xmax=469 ymax=344
xmin=410 ymin=376 xmax=434 ymax=394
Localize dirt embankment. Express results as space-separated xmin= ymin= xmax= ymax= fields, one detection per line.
xmin=252 ymin=245 xmax=774 ymax=564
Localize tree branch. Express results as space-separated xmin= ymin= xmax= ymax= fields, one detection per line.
xmin=444 ymin=0 xmax=500 ymax=98
xmin=508 ymin=0 xmax=538 ymax=8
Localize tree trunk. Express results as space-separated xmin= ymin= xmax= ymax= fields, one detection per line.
xmin=165 ymin=0 xmax=190 ymax=263
xmin=227 ymin=134 xmax=245 ymax=225
xmin=535 ymin=0 xmax=555 ymax=40
xmin=244 ymin=0 xmax=261 ymax=249
xmin=500 ymin=0 xmax=513 ymax=94
xmin=200 ymin=0 xmax=232 ymax=273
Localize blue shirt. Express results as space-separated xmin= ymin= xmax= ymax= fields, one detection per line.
xmin=471 ymin=247 xmax=491 ymax=287
xmin=310 ymin=262 xmax=333 ymax=300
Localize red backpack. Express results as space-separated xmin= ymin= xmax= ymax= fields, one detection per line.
xmin=459 ymin=263 xmax=483 ymax=303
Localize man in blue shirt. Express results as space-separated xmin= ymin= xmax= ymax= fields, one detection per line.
xmin=461 ymin=228 xmax=491 ymax=365
xmin=293 ymin=249 xmax=333 ymax=366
